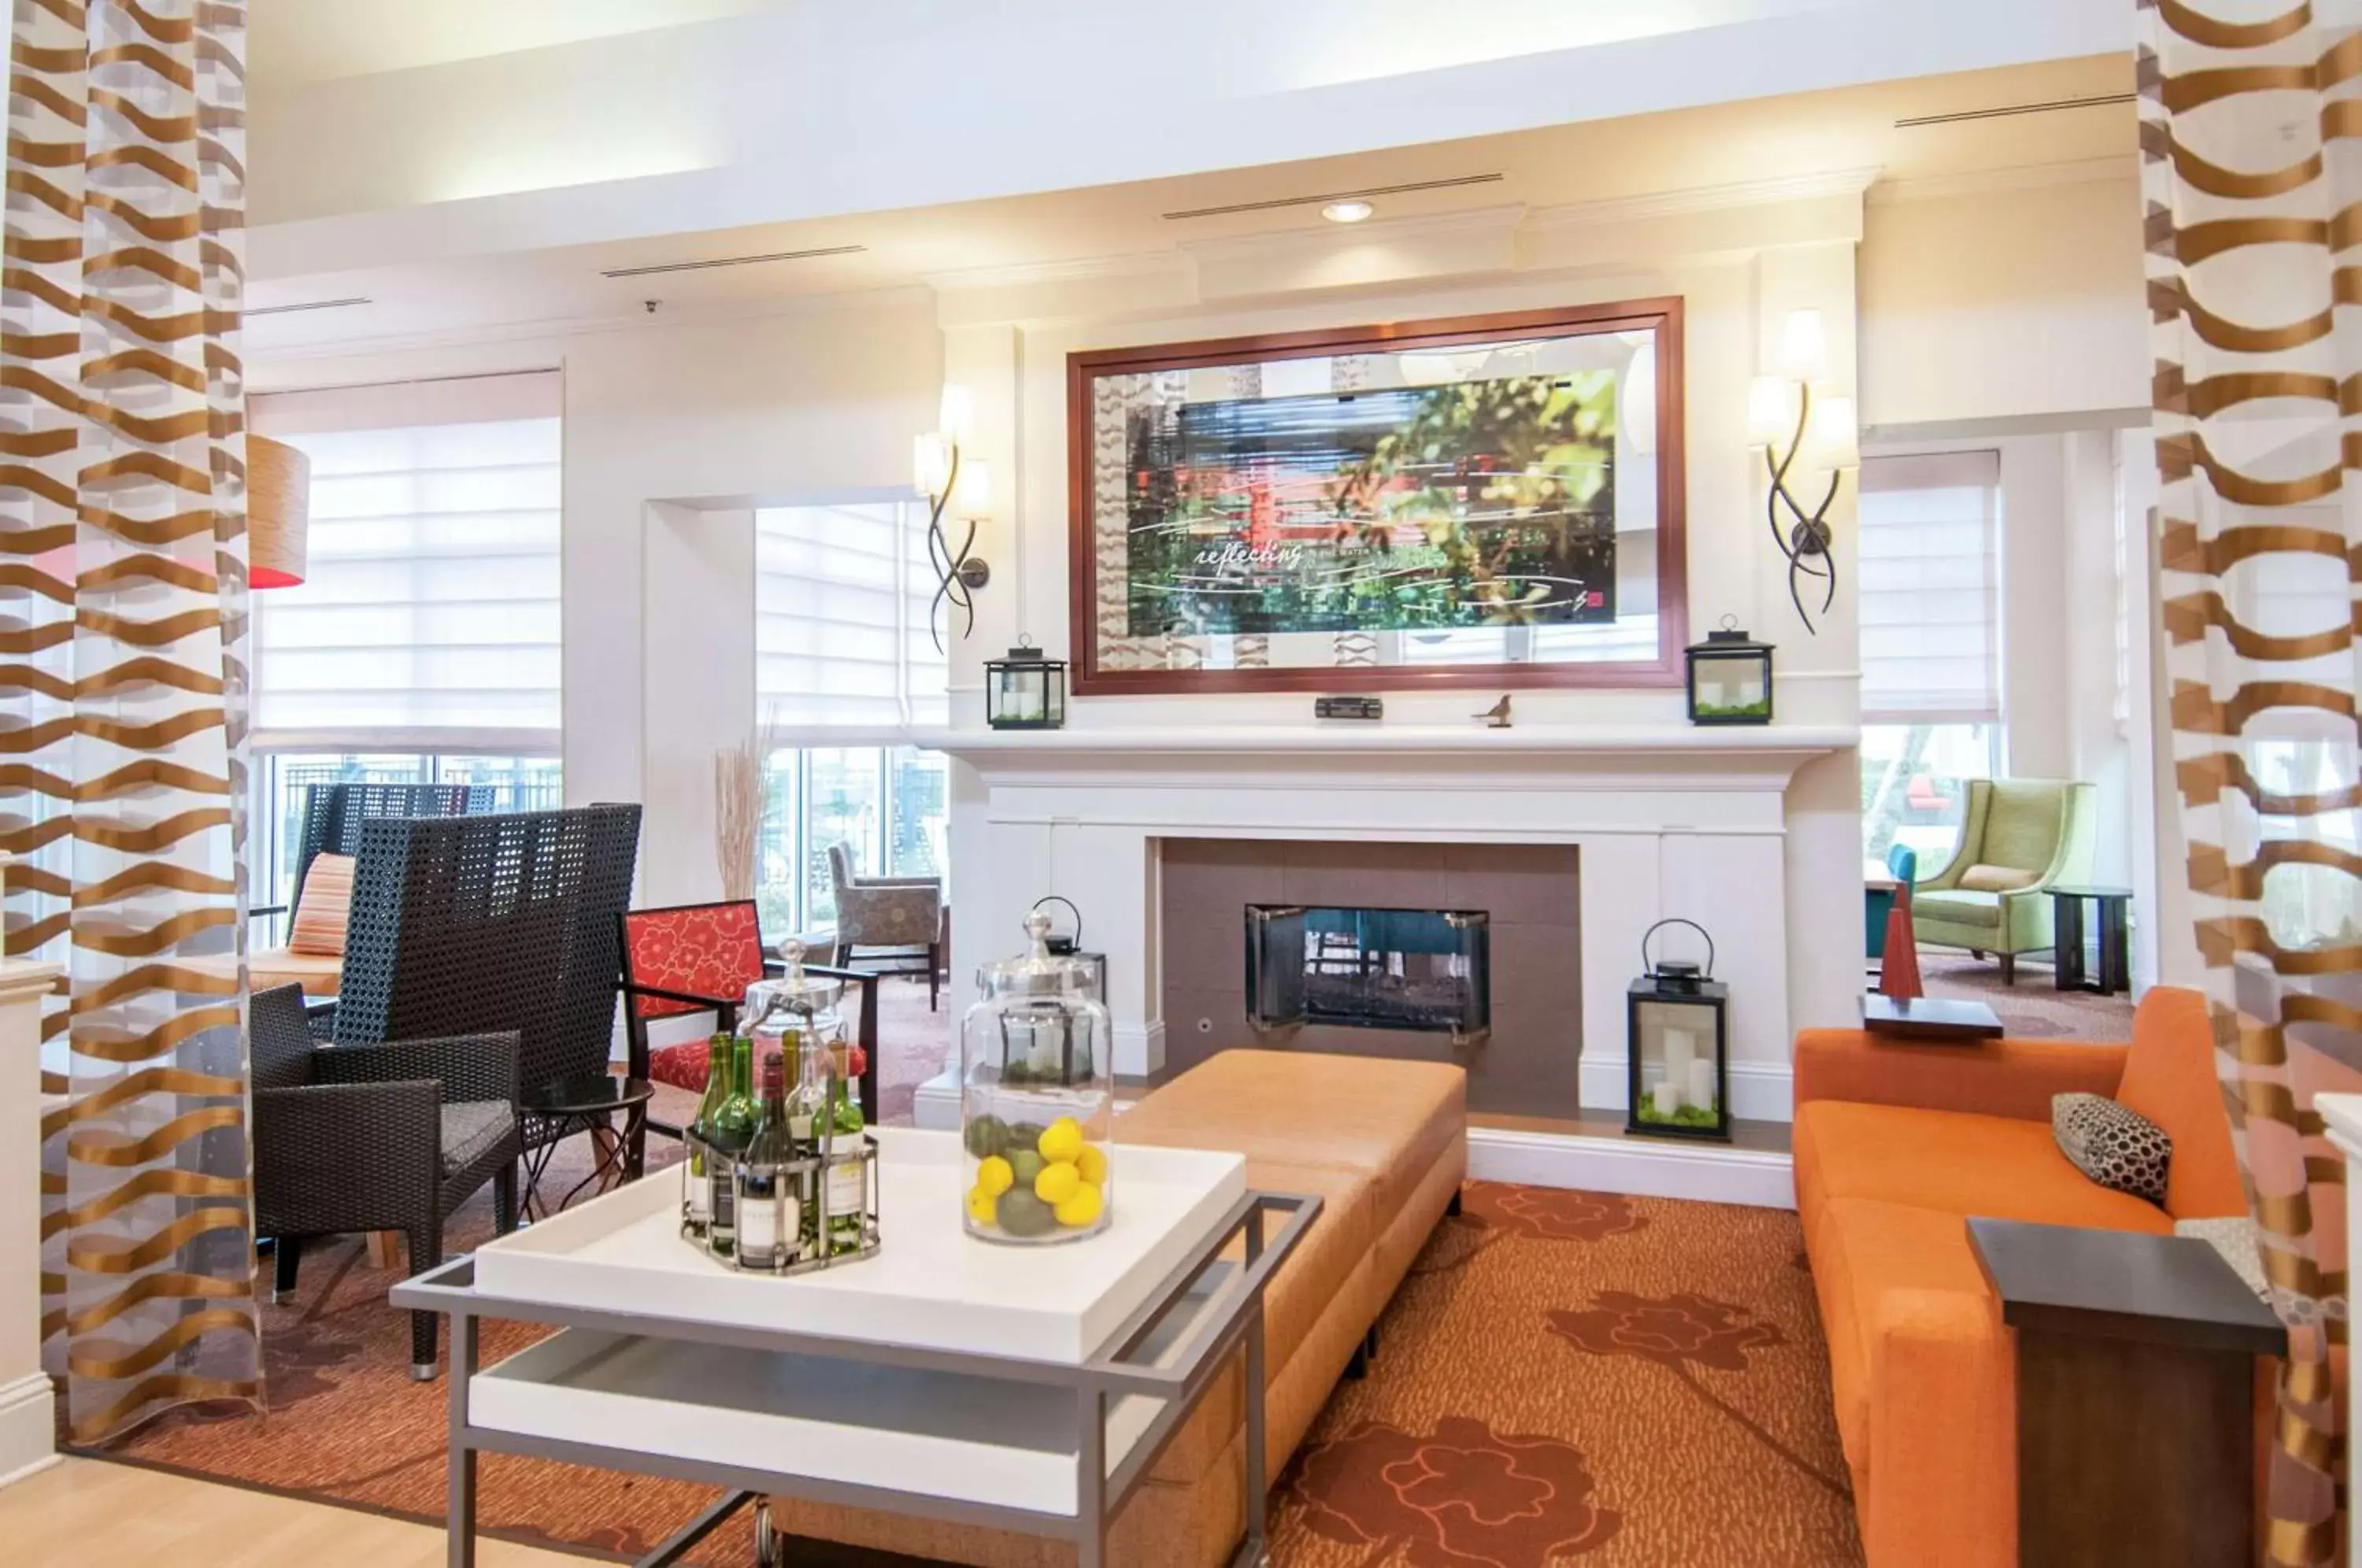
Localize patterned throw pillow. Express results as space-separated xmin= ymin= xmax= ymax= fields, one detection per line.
xmin=1959 ymin=864 xmax=2039 ymax=893
xmin=2053 ymin=1092 xmax=2172 ymax=1207
xmin=287 ymin=852 xmax=355 ymax=956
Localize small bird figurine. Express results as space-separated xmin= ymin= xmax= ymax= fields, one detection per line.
xmin=1475 ymin=695 xmax=1512 ymax=729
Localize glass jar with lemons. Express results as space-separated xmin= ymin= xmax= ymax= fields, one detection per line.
xmin=961 ymin=910 xmax=1113 ymax=1244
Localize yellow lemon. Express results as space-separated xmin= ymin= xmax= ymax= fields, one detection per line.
xmin=965 ymin=1185 xmax=999 ymax=1225
xmin=1038 ymin=1117 xmax=1085 ymax=1165
xmin=1034 ymin=1161 xmax=1082 ymax=1206
xmin=1054 ymin=1181 xmax=1104 ymax=1228
xmin=976 ymin=1155 xmax=1015 ymax=1197
xmin=1075 ymin=1143 xmax=1108 ymax=1184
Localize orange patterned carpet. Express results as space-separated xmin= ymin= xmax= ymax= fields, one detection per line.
xmin=90 ymin=1156 xmax=1861 ymax=1567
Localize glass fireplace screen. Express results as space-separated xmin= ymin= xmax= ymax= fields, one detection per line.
xmin=1246 ymin=904 xmax=1490 ymax=1045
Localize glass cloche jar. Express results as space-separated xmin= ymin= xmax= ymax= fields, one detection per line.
xmin=961 ymin=911 xmax=1113 ymax=1244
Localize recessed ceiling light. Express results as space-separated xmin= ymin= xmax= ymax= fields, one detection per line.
xmin=1322 ymin=200 xmax=1375 ymax=224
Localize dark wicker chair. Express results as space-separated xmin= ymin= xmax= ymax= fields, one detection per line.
xmin=252 ymin=781 xmax=485 ymax=924
xmin=616 ymin=898 xmax=883 ymax=1142
xmin=323 ymin=803 xmax=643 ymax=1168
xmin=250 ymin=982 xmax=521 ymax=1381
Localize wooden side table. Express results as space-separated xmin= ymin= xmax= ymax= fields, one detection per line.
xmin=1861 ymin=993 xmax=2002 ymax=1042
xmin=1967 ymin=1218 xmax=2285 ymax=1568
xmin=2047 ymin=884 xmax=2132 ymax=996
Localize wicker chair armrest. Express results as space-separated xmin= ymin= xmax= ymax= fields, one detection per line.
xmin=253 ymin=1080 xmax=439 ymax=1236
xmin=315 ymin=1030 xmax=521 ymax=1108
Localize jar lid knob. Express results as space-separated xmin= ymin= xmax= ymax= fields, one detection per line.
xmin=778 ymin=936 xmax=806 ymax=985
xmin=1022 ymin=908 xmax=1053 ymax=958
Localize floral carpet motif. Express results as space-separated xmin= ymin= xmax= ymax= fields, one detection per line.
xmin=91 ymin=1165 xmax=1860 ymax=1567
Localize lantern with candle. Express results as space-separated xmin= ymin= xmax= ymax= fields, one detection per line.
xmin=1627 ymin=919 xmax=1731 ymax=1141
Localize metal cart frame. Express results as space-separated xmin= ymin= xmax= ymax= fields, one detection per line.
xmin=394 ymin=1189 xmax=1319 ymax=1568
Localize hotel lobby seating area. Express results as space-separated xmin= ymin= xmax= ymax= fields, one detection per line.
xmin=2 ymin=4 xmax=2349 ymax=1567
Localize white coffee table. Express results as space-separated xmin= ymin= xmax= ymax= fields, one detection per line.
xmin=396 ymin=1126 xmax=1318 ymax=1568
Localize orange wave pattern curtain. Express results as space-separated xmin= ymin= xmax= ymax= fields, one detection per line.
xmin=2141 ymin=1 xmax=2362 ymax=1560
xmin=10 ymin=0 xmax=260 ymax=1441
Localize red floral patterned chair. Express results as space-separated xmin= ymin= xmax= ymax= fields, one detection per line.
xmin=616 ymin=900 xmax=879 ymax=1130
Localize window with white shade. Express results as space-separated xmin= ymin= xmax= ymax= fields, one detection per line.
xmin=1858 ymin=450 xmax=2004 ymax=862
xmin=248 ymin=371 xmax=563 ymax=752
xmin=753 ymin=501 xmax=950 ymax=937
xmin=754 ymin=501 xmax=948 ymax=733
xmin=1858 ymin=450 xmax=2002 ymax=724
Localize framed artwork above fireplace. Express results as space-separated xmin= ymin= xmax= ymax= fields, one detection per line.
xmin=1064 ymin=297 xmax=1687 ymax=696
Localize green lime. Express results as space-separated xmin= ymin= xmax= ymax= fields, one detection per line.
xmin=963 ymin=1115 xmax=1009 ymax=1158
xmin=996 ymin=1188 xmax=1055 ymax=1238
xmin=1009 ymin=1148 xmax=1045 ymax=1187
xmin=1006 ymin=1121 xmax=1047 ymax=1151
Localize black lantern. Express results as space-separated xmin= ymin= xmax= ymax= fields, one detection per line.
xmin=1686 ymin=618 xmax=1774 ymax=725
xmin=987 ymin=638 xmax=1067 ymax=730
xmin=1627 ymin=919 xmax=1731 ymax=1141
xmin=1031 ymin=895 xmax=1106 ymax=1003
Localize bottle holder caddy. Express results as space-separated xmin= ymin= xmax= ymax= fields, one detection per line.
xmin=679 ymin=1129 xmax=883 ymax=1275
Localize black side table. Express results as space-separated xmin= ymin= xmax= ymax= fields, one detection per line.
xmin=519 ymin=1075 xmax=654 ymax=1220
xmin=1967 ymin=1218 xmax=2284 ymax=1568
xmin=2047 ymin=884 xmax=2132 ymax=996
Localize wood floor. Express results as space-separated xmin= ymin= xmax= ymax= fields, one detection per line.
xmin=0 ymin=1456 xmax=587 ymax=1565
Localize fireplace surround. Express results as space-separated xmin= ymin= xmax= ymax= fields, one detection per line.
xmin=926 ymin=721 xmax=1856 ymax=1204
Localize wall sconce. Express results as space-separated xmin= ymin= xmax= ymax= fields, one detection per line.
xmin=1749 ymin=309 xmax=1858 ymax=635
xmin=915 ymin=383 xmax=993 ymax=652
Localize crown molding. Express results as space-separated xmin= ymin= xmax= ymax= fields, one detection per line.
xmin=1177 ymin=202 xmax=1529 ymax=267
xmin=246 ymin=280 xmax=936 ymax=369
xmin=1866 ymin=155 xmax=2135 ymax=205
xmin=1523 ymin=167 xmax=1883 ymax=231
xmin=924 ymin=250 xmax=1189 ymax=294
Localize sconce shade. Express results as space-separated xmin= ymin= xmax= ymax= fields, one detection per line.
xmin=1779 ymin=309 xmax=1829 ymax=383
xmin=1747 ymin=375 xmax=1799 ymax=446
xmin=957 ymin=456 xmax=993 ymax=519
xmin=913 ymin=431 xmax=952 ymax=497
xmin=246 ymin=433 xmax=309 ymax=590
xmin=1808 ymin=393 xmax=1860 ymax=471
xmin=937 ymin=383 xmax=975 ymax=446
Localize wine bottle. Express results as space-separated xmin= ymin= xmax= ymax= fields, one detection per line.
xmin=783 ymin=1027 xmax=823 ymax=1260
xmin=681 ymin=1033 xmax=733 ymax=1236
xmin=824 ymin=1040 xmax=867 ymax=1256
xmin=736 ymin=1049 xmax=796 ymax=1271
xmin=705 ymin=1031 xmax=758 ymax=1257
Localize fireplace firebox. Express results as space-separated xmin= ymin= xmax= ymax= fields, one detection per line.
xmin=1245 ymin=904 xmax=1490 ymax=1046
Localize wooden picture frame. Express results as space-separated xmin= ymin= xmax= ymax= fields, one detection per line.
xmin=1065 ymin=298 xmax=1687 ymax=697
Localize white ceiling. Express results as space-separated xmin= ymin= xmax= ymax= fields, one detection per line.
xmin=247 ymin=0 xmax=783 ymax=87
xmin=244 ymin=52 xmax=2136 ymax=359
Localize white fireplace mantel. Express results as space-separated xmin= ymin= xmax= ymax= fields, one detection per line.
xmin=933 ymin=723 xmax=1854 ymax=1180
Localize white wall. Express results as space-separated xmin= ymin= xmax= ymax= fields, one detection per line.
xmin=1859 ymin=169 xmax=2148 ymax=432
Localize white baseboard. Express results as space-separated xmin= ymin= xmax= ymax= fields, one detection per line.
xmin=913 ymin=1067 xmax=961 ymax=1132
xmin=1469 ymin=1126 xmax=1795 ymax=1207
xmin=0 ymin=1371 xmax=55 ymax=1491
xmin=1114 ymin=1020 xmax=1166 ymax=1078
xmin=1579 ymin=1056 xmax=1793 ymax=1124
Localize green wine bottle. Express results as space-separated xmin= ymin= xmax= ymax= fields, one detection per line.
xmin=736 ymin=1050 xmax=795 ymax=1271
xmin=824 ymin=1040 xmax=867 ymax=1256
xmin=705 ymin=1032 xmax=758 ymax=1257
xmin=682 ymin=1033 xmax=732 ymax=1236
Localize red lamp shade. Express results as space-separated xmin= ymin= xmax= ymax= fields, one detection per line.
xmin=247 ymin=433 xmax=309 ymax=589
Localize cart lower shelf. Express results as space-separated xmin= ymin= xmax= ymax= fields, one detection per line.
xmin=476 ymin=1326 xmax=1171 ymax=1516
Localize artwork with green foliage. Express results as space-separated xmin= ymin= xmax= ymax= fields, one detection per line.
xmin=1120 ymin=369 xmax=1620 ymax=636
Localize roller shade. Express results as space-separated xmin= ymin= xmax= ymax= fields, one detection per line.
xmin=755 ymin=501 xmax=949 ymax=736
xmin=1859 ymin=449 xmax=2002 ymax=723
xmin=249 ymin=371 xmax=562 ymax=751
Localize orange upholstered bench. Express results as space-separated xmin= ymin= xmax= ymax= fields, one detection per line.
xmin=769 ymin=1048 xmax=1468 ymax=1566
xmin=1794 ymin=986 xmax=2251 ymax=1567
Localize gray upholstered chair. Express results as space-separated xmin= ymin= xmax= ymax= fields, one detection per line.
xmin=827 ymin=841 xmax=941 ymax=1009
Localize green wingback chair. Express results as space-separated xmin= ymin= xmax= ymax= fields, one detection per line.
xmin=1910 ymin=778 xmax=2098 ymax=984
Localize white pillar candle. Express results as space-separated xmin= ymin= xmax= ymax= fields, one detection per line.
xmin=1651 ymin=1080 xmax=1683 ymax=1119
xmin=1686 ymin=1057 xmax=1716 ymax=1114
xmin=1662 ymin=1026 xmax=1696 ymax=1092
